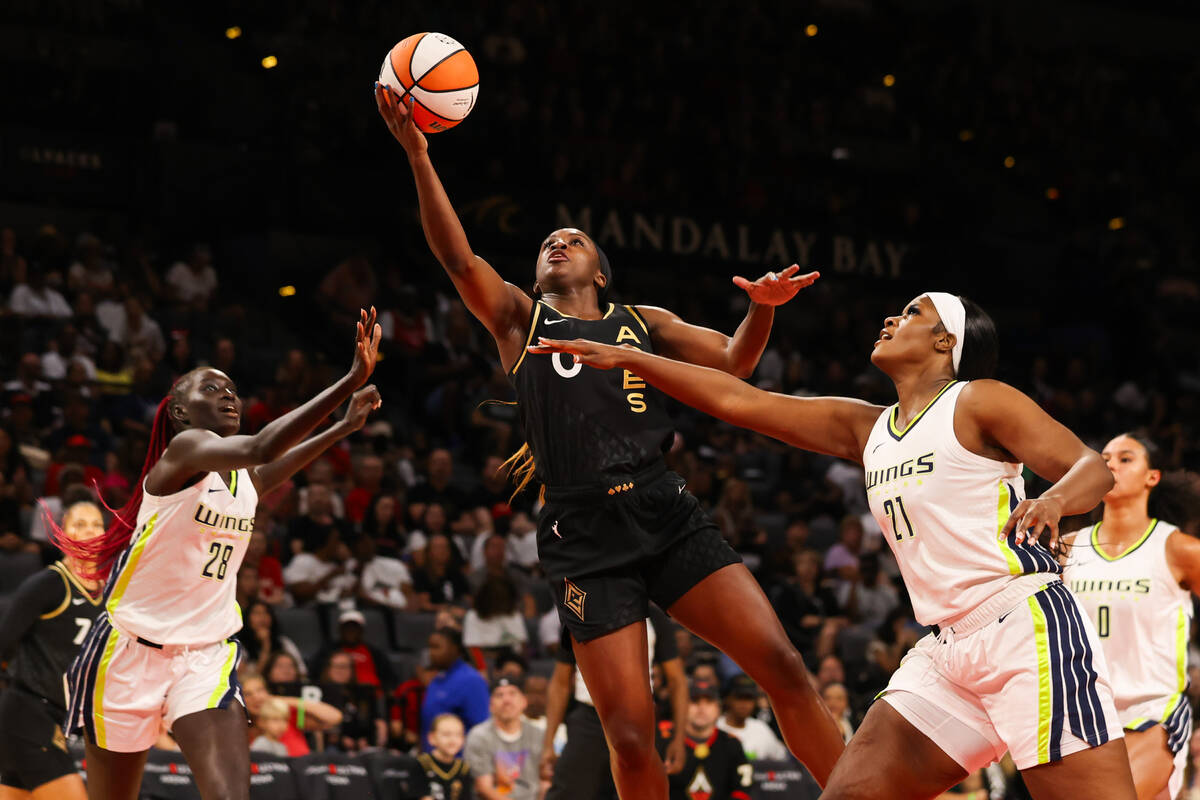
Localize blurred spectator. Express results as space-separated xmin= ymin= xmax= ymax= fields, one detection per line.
xmin=413 ymin=533 xmax=471 ymax=613
xmin=824 ymin=515 xmax=865 ymax=581
xmin=716 ymin=675 xmax=787 ymax=761
xmin=66 ymin=233 xmax=115 ymax=298
xmin=41 ymin=325 xmax=96 ymax=382
xmin=409 ymin=448 xmax=467 ymax=521
xmin=250 ymin=697 xmax=292 ymax=756
xmin=390 ymin=654 xmax=433 ymax=750
xmin=463 ymin=576 xmax=529 ymax=653
xmin=506 ymin=511 xmax=539 ymax=572
xmin=282 ymin=527 xmax=357 ymax=606
xmin=289 ymin=483 xmax=353 ymax=555
xmin=658 ymin=680 xmax=752 ymax=800
xmin=464 ymin=678 xmax=543 ymax=800
xmin=296 ymin=460 xmax=346 ymax=519
xmin=165 ymin=243 xmax=218 ymax=311
xmin=4 ymin=353 xmax=53 ymax=426
xmin=816 ymin=655 xmax=845 ymax=690
xmin=244 ymin=527 xmax=287 ymax=606
xmin=312 ymin=608 xmax=397 ymax=688
xmin=237 ymin=599 xmax=308 ymax=678
xmin=417 ymin=714 xmax=473 ymax=800
xmin=319 ymin=255 xmax=378 ymax=328
xmin=469 ymin=533 xmax=531 ymax=602
xmin=242 ymin=671 xmax=342 ymax=757
xmin=345 ymin=454 xmax=385 ymax=524
xmin=421 ymin=628 xmax=490 ymax=751
xmin=770 ymin=548 xmax=843 ymax=666
xmin=108 ymin=296 xmax=165 ymax=363
xmin=360 ymin=492 xmax=406 ymax=559
xmin=840 ymin=551 xmax=899 ymax=629
xmin=355 ymin=534 xmax=415 ymax=611
xmin=9 ymin=267 xmax=72 ymax=320
xmin=321 ymin=650 xmax=388 ymax=752
xmin=821 ymin=683 xmax=855 ymax=742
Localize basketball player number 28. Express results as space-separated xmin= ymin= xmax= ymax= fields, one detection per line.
xmin=202 ymin=542 xmax=235 ymax=581
xmin=883 ymin=496 xmax=916 ymax=541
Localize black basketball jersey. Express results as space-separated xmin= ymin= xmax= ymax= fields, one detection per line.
xmin=510 ymin=301 xmax=675 ymax=489
xmin=656 ymin=725 xmax=753 ymax=800
xmin=417 ymin=752 xmax=473 ymax=800
xmin=5 ymin=562 xmax=103 ymax=711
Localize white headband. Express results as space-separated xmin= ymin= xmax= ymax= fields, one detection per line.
xmin=925 ymin=292 xmax=966 ymax=374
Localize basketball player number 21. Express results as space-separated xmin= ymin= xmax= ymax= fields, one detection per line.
xmin=883 ymin=496 xmax=916 ymax=541
xmin=202 ymin=542 xmax=235 ymax=581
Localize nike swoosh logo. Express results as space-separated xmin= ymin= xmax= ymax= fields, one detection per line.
xmin=872 ymin=443 xmax=886 ymax=454
xmin=998 ymin=611 xmax=1012 ymax=624
xmin=72 ymin=597 xmax=85 ymax=605
xmin=208 ymin=488 xmax=223 ymax=493
xmin=545 ymin=318 xmax=568 ymax=325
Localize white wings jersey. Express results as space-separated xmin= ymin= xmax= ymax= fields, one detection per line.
xmin=1063 ymin=520 xmax=1191 ymax=737
xmin=105 ymin=469 xmax=257 ymax=645
xmin=863 ymin=381 xmax=1061 ymax=627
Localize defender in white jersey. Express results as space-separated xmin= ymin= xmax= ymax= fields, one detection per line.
xmin=534 ymin=291 xmax=1137 ymax=799
xmin=59 ymin=309 xmax=381 ymax=800
xmin=1063 ymin=433 xmax=1200 ymax=800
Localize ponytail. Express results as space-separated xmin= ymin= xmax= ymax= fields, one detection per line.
xmin=50 ymin=397 xmax=176 ymax=580
xmin=500 ymin=442 xmax=538 ymax=503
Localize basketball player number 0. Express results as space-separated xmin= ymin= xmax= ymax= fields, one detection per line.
xmin=882 ymin=495 xmax=916 ymax=541
xmin=202 ymin=542 xmax=235 ymax=581
xmin=1096 ymin=605 xmax=1110 ymax=638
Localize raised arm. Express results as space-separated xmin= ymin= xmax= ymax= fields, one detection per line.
xmin=146 ymin=310 xmax=380 ymax=495
xmin=249 ymin=385 xmax=382 ymax=495
xmin=961 ymin=381 xmax=1114 ymax=550
xmin=375 ymin=84 xmax=531 ymax=364
xmin=528 ymin=338 xmax=883 ymax=463
xmin=637 ymin=266 xmax=819 ymax=378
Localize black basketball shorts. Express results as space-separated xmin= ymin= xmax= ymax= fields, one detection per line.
xmin=538 ymin=466 xmax=742 ymax=642
xmin=0 ymin=689 xmax=76 ymax=790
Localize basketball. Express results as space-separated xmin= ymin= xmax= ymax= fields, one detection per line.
xmin=378 ymin=32 xmax=479 ymax=133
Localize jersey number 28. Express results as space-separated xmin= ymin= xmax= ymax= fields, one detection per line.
xmin=202 ymin=542 xmax=234 ymax=581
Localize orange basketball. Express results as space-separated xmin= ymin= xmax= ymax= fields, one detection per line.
xmin=378 ymin=32 xmax=479 ymax=133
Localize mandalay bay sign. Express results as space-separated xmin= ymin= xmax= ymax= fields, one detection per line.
xmin=554 ymin=205 xmax=912 ymax=277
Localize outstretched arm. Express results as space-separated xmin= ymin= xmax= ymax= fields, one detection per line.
xmin=375 ymin=84 xmax=531 ymax=360
xmin=528 ymin=338 xmax=883 ymax=463
xmin=963 ymin=381 xmax=1114 ymax=551
xmin=147 ymin=310 xmax=381 ymax=495
xmin=637 ymin=266 xmax=819 ymax=378
xmin=250 ymin=386 xmax=382 ymax=495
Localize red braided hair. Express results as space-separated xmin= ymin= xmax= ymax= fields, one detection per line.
xmin=50 ymin=395 xmax=177 ymax=580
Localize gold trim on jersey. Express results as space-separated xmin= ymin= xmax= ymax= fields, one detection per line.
xmin=544 ymin=302 xmax=615 ymax=321
xmin=52 ymin=561 xmax=102 ymax=605
xmin=418 ymin=752 xmax=468 ymax=781
xmin=510 ymin=302 xmax=544 ymax=376
xmin=40 ymin=567 xmax=72 ymax=620
xmin=228 ymin=470 xmax=238 ymax=496
xmin=1091 ymin=519 xmax=1158 ymax=562
xmin=625 ymin=305 xmax=649 ymax=334
xmin=106 ymin=513 xmax=160 ymax=615
xmin=887 ymin=380 xmax=958 ymax=440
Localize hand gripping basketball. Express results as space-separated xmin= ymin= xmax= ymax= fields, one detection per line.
xmin=375 ymin=82 xmax=427 ymax=157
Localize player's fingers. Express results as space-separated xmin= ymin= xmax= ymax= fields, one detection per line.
xmin=780 ymin=264 xmax=801 ymax=277
xmin=732 ymin=276 xmax=752 ymax=290
xmin=791 ymin=270 xmax=821 ymax=284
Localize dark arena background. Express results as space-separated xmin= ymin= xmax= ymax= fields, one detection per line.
xmin=2 ymin=1 xmax=1199 ymax=799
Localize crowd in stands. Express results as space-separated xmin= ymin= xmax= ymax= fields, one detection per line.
xmin=2 ymin=218 xmax=1199 ymax=799
xmin=4 ymin=1 xmax=1200 ymax=797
